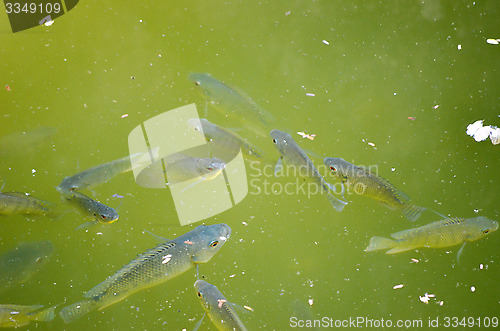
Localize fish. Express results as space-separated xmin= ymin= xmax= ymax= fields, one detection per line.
xmin=0 ymin=127 xmax=57 ymax=159
xmin=0 ymin=192 xmax=55 ymax=216
xmin=56 ymin=189 xmax=119 ymax=229
xmin=59 ymin=223 xmax=231 ymax=323
xmin=0 ymin=241 xmax=54 ymax=292
xmin=193 ymin=280 xmax=247 ymax=331
xmin=57 ymin=152 xmax=152 ymax=193
xmin=270 ymin=129 xmax=347 ymax=211
xmin=135 ymin=153 xmax=226 ymax=189
xmin=189 ymin=73 xmax=275 ymax=137
xmin=188 ymin=118 xmax=263 ymax=159
xmin=323 ymin=157 xmax=426 ymax=221
xmin=0 ymin=304 xmax=55 ymax=328
xmin=365 ymin=216 xmax=499 ymax=260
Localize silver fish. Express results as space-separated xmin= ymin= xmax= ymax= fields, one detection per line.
xmin=270 ymin=129 xmax=347 ymax=211
xmin=59 ymin=224 xmax=231 ymax=323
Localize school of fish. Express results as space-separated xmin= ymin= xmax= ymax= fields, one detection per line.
xmin=0 ymin=72 xmax=497 ymax=329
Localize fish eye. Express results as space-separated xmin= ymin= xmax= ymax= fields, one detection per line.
xmin=194 ymin=81 xmax=200 ymax=86
xmin=197 ymin=291 xmax=203 ymax=298
xmin=207 ymin=166 xmax=214 ymax=171
xmin=483 ymin=229 xmax=490 ymax=234
xmin=209 ymin=240 xmax=219 ymax=247
xmin=272 ymin=139 xmax=277 ymax=144
xmin=330 ymin=166 xmax=336 ymax=171
xmin=101 ymin=214 xmax=107 ymax=219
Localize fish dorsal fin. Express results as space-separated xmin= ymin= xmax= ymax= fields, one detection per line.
xmin=1 ymin=191 xmax=30 ymax=198
xmin=143 ymin=229 xmax=170 ymax=243
xmin=359 ymin=169 xmax=412 ymax=202
xmin=84 ymin=242 xmax=177 ymax=298
xmin=390 ymin=228 xmax=415 ymax=240
xmin=228 ymin=84 xmax=255 ymax=103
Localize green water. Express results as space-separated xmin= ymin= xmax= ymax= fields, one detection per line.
xmin=1 ymin=1 xmax=499 ymax=330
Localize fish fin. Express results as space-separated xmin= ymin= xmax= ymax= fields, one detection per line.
xmin=180 ymin=177 xmax=204 ymax=193
xmin=75 ymin=220 xmax=98 ymax=231
xmin=428 ymin=208 xmax=448 ymax=219
xmin=386 ymin=246 xmax=413 ymax=254
xmin=365 ymin=236 xmax=397 ymax=252
xmin=303 ymin=148 xmax=321 ymax=159
xmin=457 ymin=241 xmax=466 ymax=264
xmin=59 ymin=300 xmax=98 ymax=324
xmin=34 ymin=305 xmax=56 ymax=322
xmin=228 ymin=302 xmax=253 ymax=315
xmin=143 ymin=229 xmax=170 ymax=243
xmin=379 ymin=201 xmax=397 ymax=211
xmin=0 ymin=178 xmax=5 ymax=192
xmin=326 ymin=193 xmax=348 ymax=212
xmin=225 ymin=127 xmax=243 ymax=132
xmin=274 ymin=157 xmax=284 ymax=177
xmin=402 ymin=204 xmax=427 ymax=222
xmin=193 ymin=311 xmax=206 ymax=331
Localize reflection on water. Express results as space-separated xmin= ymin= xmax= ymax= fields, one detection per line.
xmin=1 ymin=1 xmax=499 ymax=329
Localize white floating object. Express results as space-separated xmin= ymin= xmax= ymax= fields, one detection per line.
xmin=457 ymin=44 xmax=462 ymax=50
xmin=161 ymin=254 xmax=172 ymax=264
xmin=473 ymin=125 xmax=493 ymax=142
xmin=306 ymin=93 xmax=315 ymax=97
xmin=470 ymin=286 xmax=476 ymax=292
xmin=368 ymin=142 xmax=375 ymax=147
xmin=479 ymin=264 xmax=484 ymax=270
xmin=466 ymin=120 xmax=484 ymax=136
xmin=322 ymin=40 xmax=330 ymax=45
xmin=486 ymin=38 xmax=500 ymax=45
xmin=489 ymin=127 xmax=500 ymax=145
xmin=419 ymin=295 xmax=430 ymax=304
xmin=393 ymin=284 xmax=404 ymax=289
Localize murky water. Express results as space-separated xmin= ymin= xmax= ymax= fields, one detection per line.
xmin=1 ymin=1 xmax=499 ymax=330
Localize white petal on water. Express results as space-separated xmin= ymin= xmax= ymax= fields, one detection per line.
xmin=466 ymin=120 xmax=483 ymax=136
xmin=308 ymin=299 xmax=314 ymax=306
xmin=470 ymin=286 xmax=476 ymax=292
xmin=473 ymin=126 xmax=493 ymax=142
xmin=486 ymin=38 xmax=500 ymax=45
xmin=393 ymin=284 xmax=404 ymax=289
xmin=489 ymin=127 xmax=500 ymax=145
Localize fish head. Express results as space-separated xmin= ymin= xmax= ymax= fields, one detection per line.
xmin=93 ymin=205 xmax=119 ymax=224
xmin=194 ymin=279 xmax=218 ymax=311
xmin=188 ymin=73 xmax=215 ymax=98
xmin=189 ymin=223 xmax=231 ymax=263
xmin=323 ymin=157 xmax=352 ymax=180
xmin=196 ymin=157 xmax=226 ymax=180
xmin=467 ymin=217 xmax=499 ymax=241
xmin=270 ymin=129 xmax=294 ymax=156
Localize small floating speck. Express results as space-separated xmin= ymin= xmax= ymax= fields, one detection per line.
xmin=161 ymin=254 xmax=172 ymax=264
xmin=5 ymin=85 xmax=11 ymax=91
xmin=96 ymin=232 xmax=103 ymax=235
xmin=297 ymin=132 xmax=316 ymax=140
xmin=486 ymin=38 xmax=500 ymax=45
xmin=410 ymin=258 xmax=419 ymax=263
xmin=242 ymin=221 xmax=248 ymax=226
xmin=112 ymin=194 xmax=124 ymax=199
xmin=470 ymin=286 xmax=476 ymax=292
xmin=229 ymin=274 xmax=236 ymax=278
xmin=121 ymin=114 xmax=129 ymax=118
xmin=306 ymin=93 xmax=315 ymax=97
xmin=244 ymin=305 xmax=254 ymax=311
xmin=457 ymin=44 xmax=462 ymax=50
xmin=408 ymin=117 xmax=415 ymax=121
xmin=308 ymin=299 xmax=314 ymax=306
xmin=433 ymin=104 xmax=440 ymax=110
xmin=368 ymin=142 xmax=375 ymax=147
xmin=393 ymin=284 xmax=404 ymax=290
xmin=322 ymin=40 xmax=330 ymax=45
xmin=479 ymin=264 xmax=484 ymax=270
xmin=438 ymin=300 xmax=444 ymax=306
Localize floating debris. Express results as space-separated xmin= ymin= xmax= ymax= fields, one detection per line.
xmin=470 ymin=286 xmax=476 ymax=292
xmin=297 ymin=132 xmax=316 ymax=140
xmin=433 ymin=104 xmax=440 ymax=110
xmin=161 ymin=254 xmax=172 ymax=264
xmin=466 ymin=119 xmax=500 ymax=144
xmin=393 ymin=284 xmax=404 ymax=290
xmin=408 ymin=117 xmax=415 ymax=121
xmin=5 ymin=85 xmax=11 ymax=91
xmin=410 ymin=258 xmax=420 ymax=263
xmin=229 ymin=274 xmax=236 ymax=278
xmin=367 ymin=142 xmax=375 ymax=147
xmin=486 ymin=38 xmax=500 ymax=45
xmin=322 ymin=40 xmax=330 ymax=45
xmin=217 ymin=299 xmax=226 ymax=309
xmin=308 ymin=299 xmax=314 ymax=306
xmin=305 ymin=93 xmax=315 ymax=97
xmin=111 ymin=194 xmax=124 ymax=199
xmin=438 ymin=300 xmax=444 ymax=306
xmin=121 ymin=114 xmax=129 ymax=118
xmin=457 ymin=44 xmax=462 ymax=50
xmin=419 ymin=293 xmax=435 ymax=304
xmin=244 ymin=305 xmax=254 ymax=311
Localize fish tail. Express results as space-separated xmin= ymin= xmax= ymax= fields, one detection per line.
xmin=34 ymin=305 xmax=56 ymax=322
xmin=401 ymin=204 xmax=426 ymax=222
xmin=59 ymin=299 xmax=98 ymax=324
xmin=326 ymin=193 xmax=348 ymax=212
xmin=365 ymin=236 xmax=397 ymax=252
